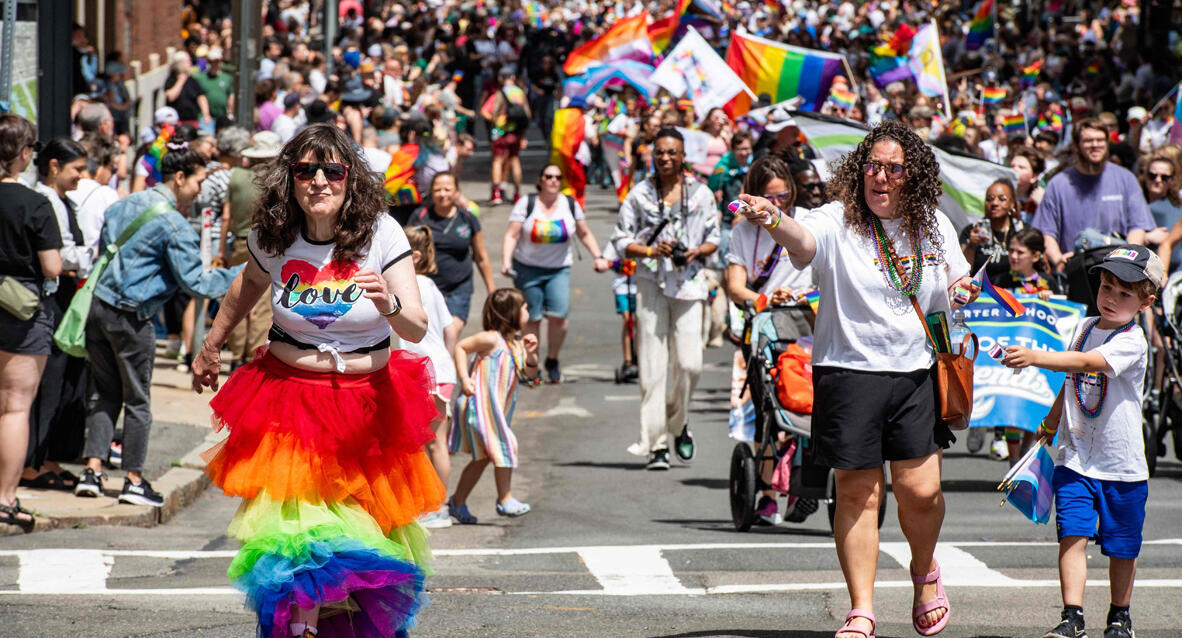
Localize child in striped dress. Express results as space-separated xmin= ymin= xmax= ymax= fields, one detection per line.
xmin=447 ymin=288 xmax=539 ymax=524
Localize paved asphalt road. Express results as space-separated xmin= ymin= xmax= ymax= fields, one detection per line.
xmin=2 ymin=147 xmax=1181 ymax=638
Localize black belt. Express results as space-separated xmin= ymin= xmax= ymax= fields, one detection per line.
xmin=267 ymin=325 xmax=391 ymax=354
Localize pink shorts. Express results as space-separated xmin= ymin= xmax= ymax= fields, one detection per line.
xmin=434 ymin=383 xmax=456 ymax=420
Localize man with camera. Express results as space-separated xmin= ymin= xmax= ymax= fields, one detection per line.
xmin=612 ymin=128 xmax=720 ymax=470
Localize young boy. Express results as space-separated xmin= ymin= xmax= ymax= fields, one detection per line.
xmin=601 ymin=240 xmax=638 ymax=382
xmin=1002 ymin=245 xmax=1162 ymax=638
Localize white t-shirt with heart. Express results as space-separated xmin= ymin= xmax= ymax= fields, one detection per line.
xmin=247 ymin=213 xmax=412 ymax=353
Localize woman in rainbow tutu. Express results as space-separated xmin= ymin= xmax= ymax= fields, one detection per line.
xmin=192 ymin=124 xmax=444 ymax=638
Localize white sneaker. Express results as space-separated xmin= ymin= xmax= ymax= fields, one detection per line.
xmin=419 ymin=505 xmax=452 ymax=529
xmin=989 ymin=439 xmax=1009 ymax=461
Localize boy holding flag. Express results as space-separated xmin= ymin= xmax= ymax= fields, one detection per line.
xmin=1001 ymin=246 xmax=1162 ymax=638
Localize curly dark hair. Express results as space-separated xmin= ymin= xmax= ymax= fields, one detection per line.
xmin=252 ymin=123 xmax=386 ymax=263
xmin=827 ymin=119 xmax=944 ymax=259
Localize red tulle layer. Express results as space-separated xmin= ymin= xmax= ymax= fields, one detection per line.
xmin=204 ymin=353 xmax=446 ymax=532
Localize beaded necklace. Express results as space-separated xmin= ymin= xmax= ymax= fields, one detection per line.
xmin=1070 ymin=317 xmax=1136 ymax=418
xmin=869 ymin=214 xmax=924 ymax=296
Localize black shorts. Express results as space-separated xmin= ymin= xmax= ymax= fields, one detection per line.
xmin=0 ymin=302 xmax=55 ymax=355
xmin=812 ymin=365 xmax=952 ymax=470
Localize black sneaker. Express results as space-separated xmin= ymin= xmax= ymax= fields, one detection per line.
xmin=1045 ymin=611 xmax=1088 ymax=638
xmin=646 ymin=449 xmax=670 ymax=470
xmin=544 ymin=357 xmax=562 ymax=384
xmin=1104 ymin=611 xmax=1134 ymax=638
xmin=74 ymin=468 xmax=105 ymax=498
xmin=784 ymin=497 xmax=819 ymax=523
xmin=118 ymin=478 xmax=164 ymax=507
xmin=674 ymin=425 xmax=695 ymax=463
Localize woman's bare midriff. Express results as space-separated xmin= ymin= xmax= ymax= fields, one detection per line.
xmin=267 ymin=341 xmax=391 ymax=374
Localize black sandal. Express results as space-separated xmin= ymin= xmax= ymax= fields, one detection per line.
xmin=0 ymin=498 xmax=35 ymax=532
xmin=19 ymin=472 xmax=68 ymax=491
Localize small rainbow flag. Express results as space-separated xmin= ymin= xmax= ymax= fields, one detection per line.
xmin=1002 ymin=113 xmax=1026 ymax=135
xmin=1021 ymin=60 xmax=1043 ymax=87
xmin=1037 ymin=111 xmax=1064 ymax=132
xmin=1084 ymin=59 xmax=1101 ymax=77
xmin=829 ymin=87 xmax=857 ymax=109
xmin=384 ymin=143 xmax=421 ymax=205
xmin=965 ymin=0 xmax=994 ymax=51
xmin=143 ymin=124 xmax=174 ymax=185
xmin=801 ymin=289 xmax=820 ymax=313
xmin=725 ymin=32 xmax=846 ymax=115
xmin=982 ymin=271 xmax=1026 ymax=316
xmin=982 ymin=86 xmax=1006 ymax=104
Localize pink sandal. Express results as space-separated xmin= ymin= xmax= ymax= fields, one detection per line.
xmin=835 ymin=609 xmax=876 ymax=638
xmin=910 ymin=562 xmax=950 ymax=635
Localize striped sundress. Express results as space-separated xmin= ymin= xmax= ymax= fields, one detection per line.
xmin=449 ymin=334 xmax=527 ymax=467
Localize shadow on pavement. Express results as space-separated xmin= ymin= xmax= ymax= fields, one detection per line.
xmin=651 ymin=518 xmax=833 ymax=537
xmin=680 ymin=477 xmax=729 ymax=490
xmin=554 ymin=460 xmax=688 ymax=471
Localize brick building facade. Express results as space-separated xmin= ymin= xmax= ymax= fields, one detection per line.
xmin=76 ymin=0 xmax=183 ymax=71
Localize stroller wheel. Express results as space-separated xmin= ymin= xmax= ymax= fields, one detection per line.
xmin=729 ymin=443 xmax=757 ymax=532
xmin=1144 ymin=418 xmax=1158 ymax=478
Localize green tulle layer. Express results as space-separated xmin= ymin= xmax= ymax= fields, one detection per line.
xmin=227 ymin=493 xmax=433 ymax=582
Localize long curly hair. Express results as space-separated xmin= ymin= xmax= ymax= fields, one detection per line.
xmin=827 ymin=119 xmax=944 ymax=259
xmin=252 ymin=123 xmax=385 ymax=263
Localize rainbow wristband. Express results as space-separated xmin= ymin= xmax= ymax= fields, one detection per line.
xmin=763 ymin=208 xmax=783 ymax=230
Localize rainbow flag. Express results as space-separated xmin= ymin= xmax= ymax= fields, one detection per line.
xmin=523 ymin=0 xmax=545 ymax=27
xmin=1021 ymin=60 xmax=1043 ymax=87
xmin=563 ymin=14 xmax=652 ymax=75
xmin=1037 ymin=111 xmax=1064 ymax=132
xmin=982 ymin=86 xmax=1006 ymax=104
xmin=802 ymin=289 xmax=819 ymax=313
xmin=965 ymin=0 xmax=994 ymax=51
xmin=829 ymin=87 xmax=857 ymax=109
xmin=384 ymin=143 xmax=421 ymax=205
xmin=1084 ymin=59 xmax=1101 ymax=77
xmin=982 ymin=270 xmax=1026 ymax=316
xmin=868 ymin=43 xmax=911 ymax=88
xmin=648 ymin=15 xmax=680 ymax=54
xmin=549 ymin=108 xmax=587 ymax=208
xmin=724 ymin=31 xmax=846 ymax=115
xmin=143 ymin=124 xmax=174 ymax=185
xmin=1002 ymin=113 xmax=1026 ymax=135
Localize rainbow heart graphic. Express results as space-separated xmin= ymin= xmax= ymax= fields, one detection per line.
xmin=279 ymin=259 xmax=363 ymax=329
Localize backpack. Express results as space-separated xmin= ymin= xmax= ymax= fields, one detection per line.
xmin=504 ymin=89 xmax=531 ymax=133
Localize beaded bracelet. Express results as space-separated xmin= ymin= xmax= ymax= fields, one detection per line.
xmin=1037 ymin=420 xmax=1057 ymax=436
xmin=763 ymin=207 xmax=783 ymax=230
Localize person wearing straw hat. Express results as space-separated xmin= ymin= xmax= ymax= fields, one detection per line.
xmin=223 ymin=131 xmax=282 ymax=369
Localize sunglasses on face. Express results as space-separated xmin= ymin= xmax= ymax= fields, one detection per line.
xmin=291 ymin=161 xmax=350 ymax=182
xmin=653 ymin=149 xmax=682 ymax=158
xmin=764 ymin=190 xmax=792 ymax=203
xmin=863 ymin=160 xmax=905 ymax=180
xmin=1149 ymin=171 xmax=1173 ymax=182
xmin=541 ymin=174 xmax=562 ymax=181
xmin=985 ymin=194 xmax=1011 ymax=201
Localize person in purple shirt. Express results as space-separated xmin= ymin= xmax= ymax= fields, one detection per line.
xmin=255 ymin=79 xmax=282 ymax=132
xmin=1033 ymin=118 xmax=1154 ymax=271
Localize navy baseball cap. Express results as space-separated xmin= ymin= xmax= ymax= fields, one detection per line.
xmin=1090 ymin=245 xmax=1165 ymax=291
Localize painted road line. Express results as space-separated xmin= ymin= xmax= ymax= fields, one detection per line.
xmin=879 ymin=542 xmax=1016 ymax=586
xmin=577 ymin=546 xmax=701 ymax=595
xmin=603 ymin=394 xmax=639 ymax=402
xmin=18 ymin=549 xmax=112 ymax=594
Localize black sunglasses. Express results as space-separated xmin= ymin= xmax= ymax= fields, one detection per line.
xmin=541 ymin=173 xmax=563 ymax=180
xmin=1149 ymin=171 xmax=1173 ymax=182
xmin=291 ymin=161 xmax=350 ymax=182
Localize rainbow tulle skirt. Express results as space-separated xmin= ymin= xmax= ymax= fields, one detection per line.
xmin=204 ymin=353 xmax=445 ymax=638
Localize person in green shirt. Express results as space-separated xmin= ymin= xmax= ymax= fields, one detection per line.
xmin=194 ymin=48 xmax=234 ymax=120
xmin=708 ymin=129 xmax=754 ymax=259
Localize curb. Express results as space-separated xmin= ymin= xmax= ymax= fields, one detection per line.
xmin=24 ymin=429 xmax=227 ymax=533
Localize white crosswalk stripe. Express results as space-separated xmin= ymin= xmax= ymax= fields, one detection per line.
xmin=2 ymin=540 xmax=1180 ymax=596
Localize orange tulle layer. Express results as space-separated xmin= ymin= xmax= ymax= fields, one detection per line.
xmin=204 ymin=352 xmax=445 ymax=533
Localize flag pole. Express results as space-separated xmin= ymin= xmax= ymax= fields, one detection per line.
xmin=932 ymin=19 xmax=953 ymax=121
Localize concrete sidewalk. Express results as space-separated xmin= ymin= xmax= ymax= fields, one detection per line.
xmin=11 ymin=348 xmax=226 ymax=534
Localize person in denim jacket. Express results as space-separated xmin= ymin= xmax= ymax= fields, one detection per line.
xmin=73 ymin=143 xmax=240 ymax=507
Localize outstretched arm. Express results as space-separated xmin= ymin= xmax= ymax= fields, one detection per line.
xmin=736 ymin=194 xmax=817 ymax=265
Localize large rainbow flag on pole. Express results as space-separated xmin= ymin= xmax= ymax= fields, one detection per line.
xmin=724 ymin=31 xmax=846 ymax=116
xmin=549 ymin=108 xmax=587 ymax=208
xmin=384 ymin=144 xmax=421 ymax=205
xmin=965 ymin=0 xmax=994 ymax=51
xmin=563 ymin=14 xmax=653 ymax=75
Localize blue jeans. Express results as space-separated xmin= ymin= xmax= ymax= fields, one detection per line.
xmin=513 ymin=260 xmax=571 ymax=321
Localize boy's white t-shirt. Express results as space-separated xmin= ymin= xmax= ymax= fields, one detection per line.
xmin=726 ymin=217 xmax=813 ymax=294
xmin=1054 ymin=320 xmax=1149 ymax=481
xmin=248 ymin=213 xmax=411 ymax=353
xmin=507 ymin=195 xmax=585 ymax=269
xmin=792 ymin=201 xmax=969 ymax=372
xmin=399 ymin=274 xmax=457 ymax=385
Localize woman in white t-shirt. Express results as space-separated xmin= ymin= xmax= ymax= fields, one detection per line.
xmin=501 ymin=164 xmax=610 ymax=383
xmin=736 ymin=120 xmax=979 ymax=638
xmin=191 ymin=124 xmax=443 ymax=638
xmin=724 ymin=156 xmax=815 ymax=526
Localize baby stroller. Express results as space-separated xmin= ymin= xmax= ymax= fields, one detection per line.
xmin=727 ymin=304 xmax=888 ymax=533
xmin=1148 ymin=272 xmax=1182 ymax=470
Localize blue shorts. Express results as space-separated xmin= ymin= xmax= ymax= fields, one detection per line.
xmin=614 ymin=293 xmax=636 ymax=315
xmin=442 ymin=284 xmax=473 ymax=323
xmin=513 ymin=260 xmax=571 ymax=321
xmin=1053 ymin=466 xmax=1148 ymax=559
